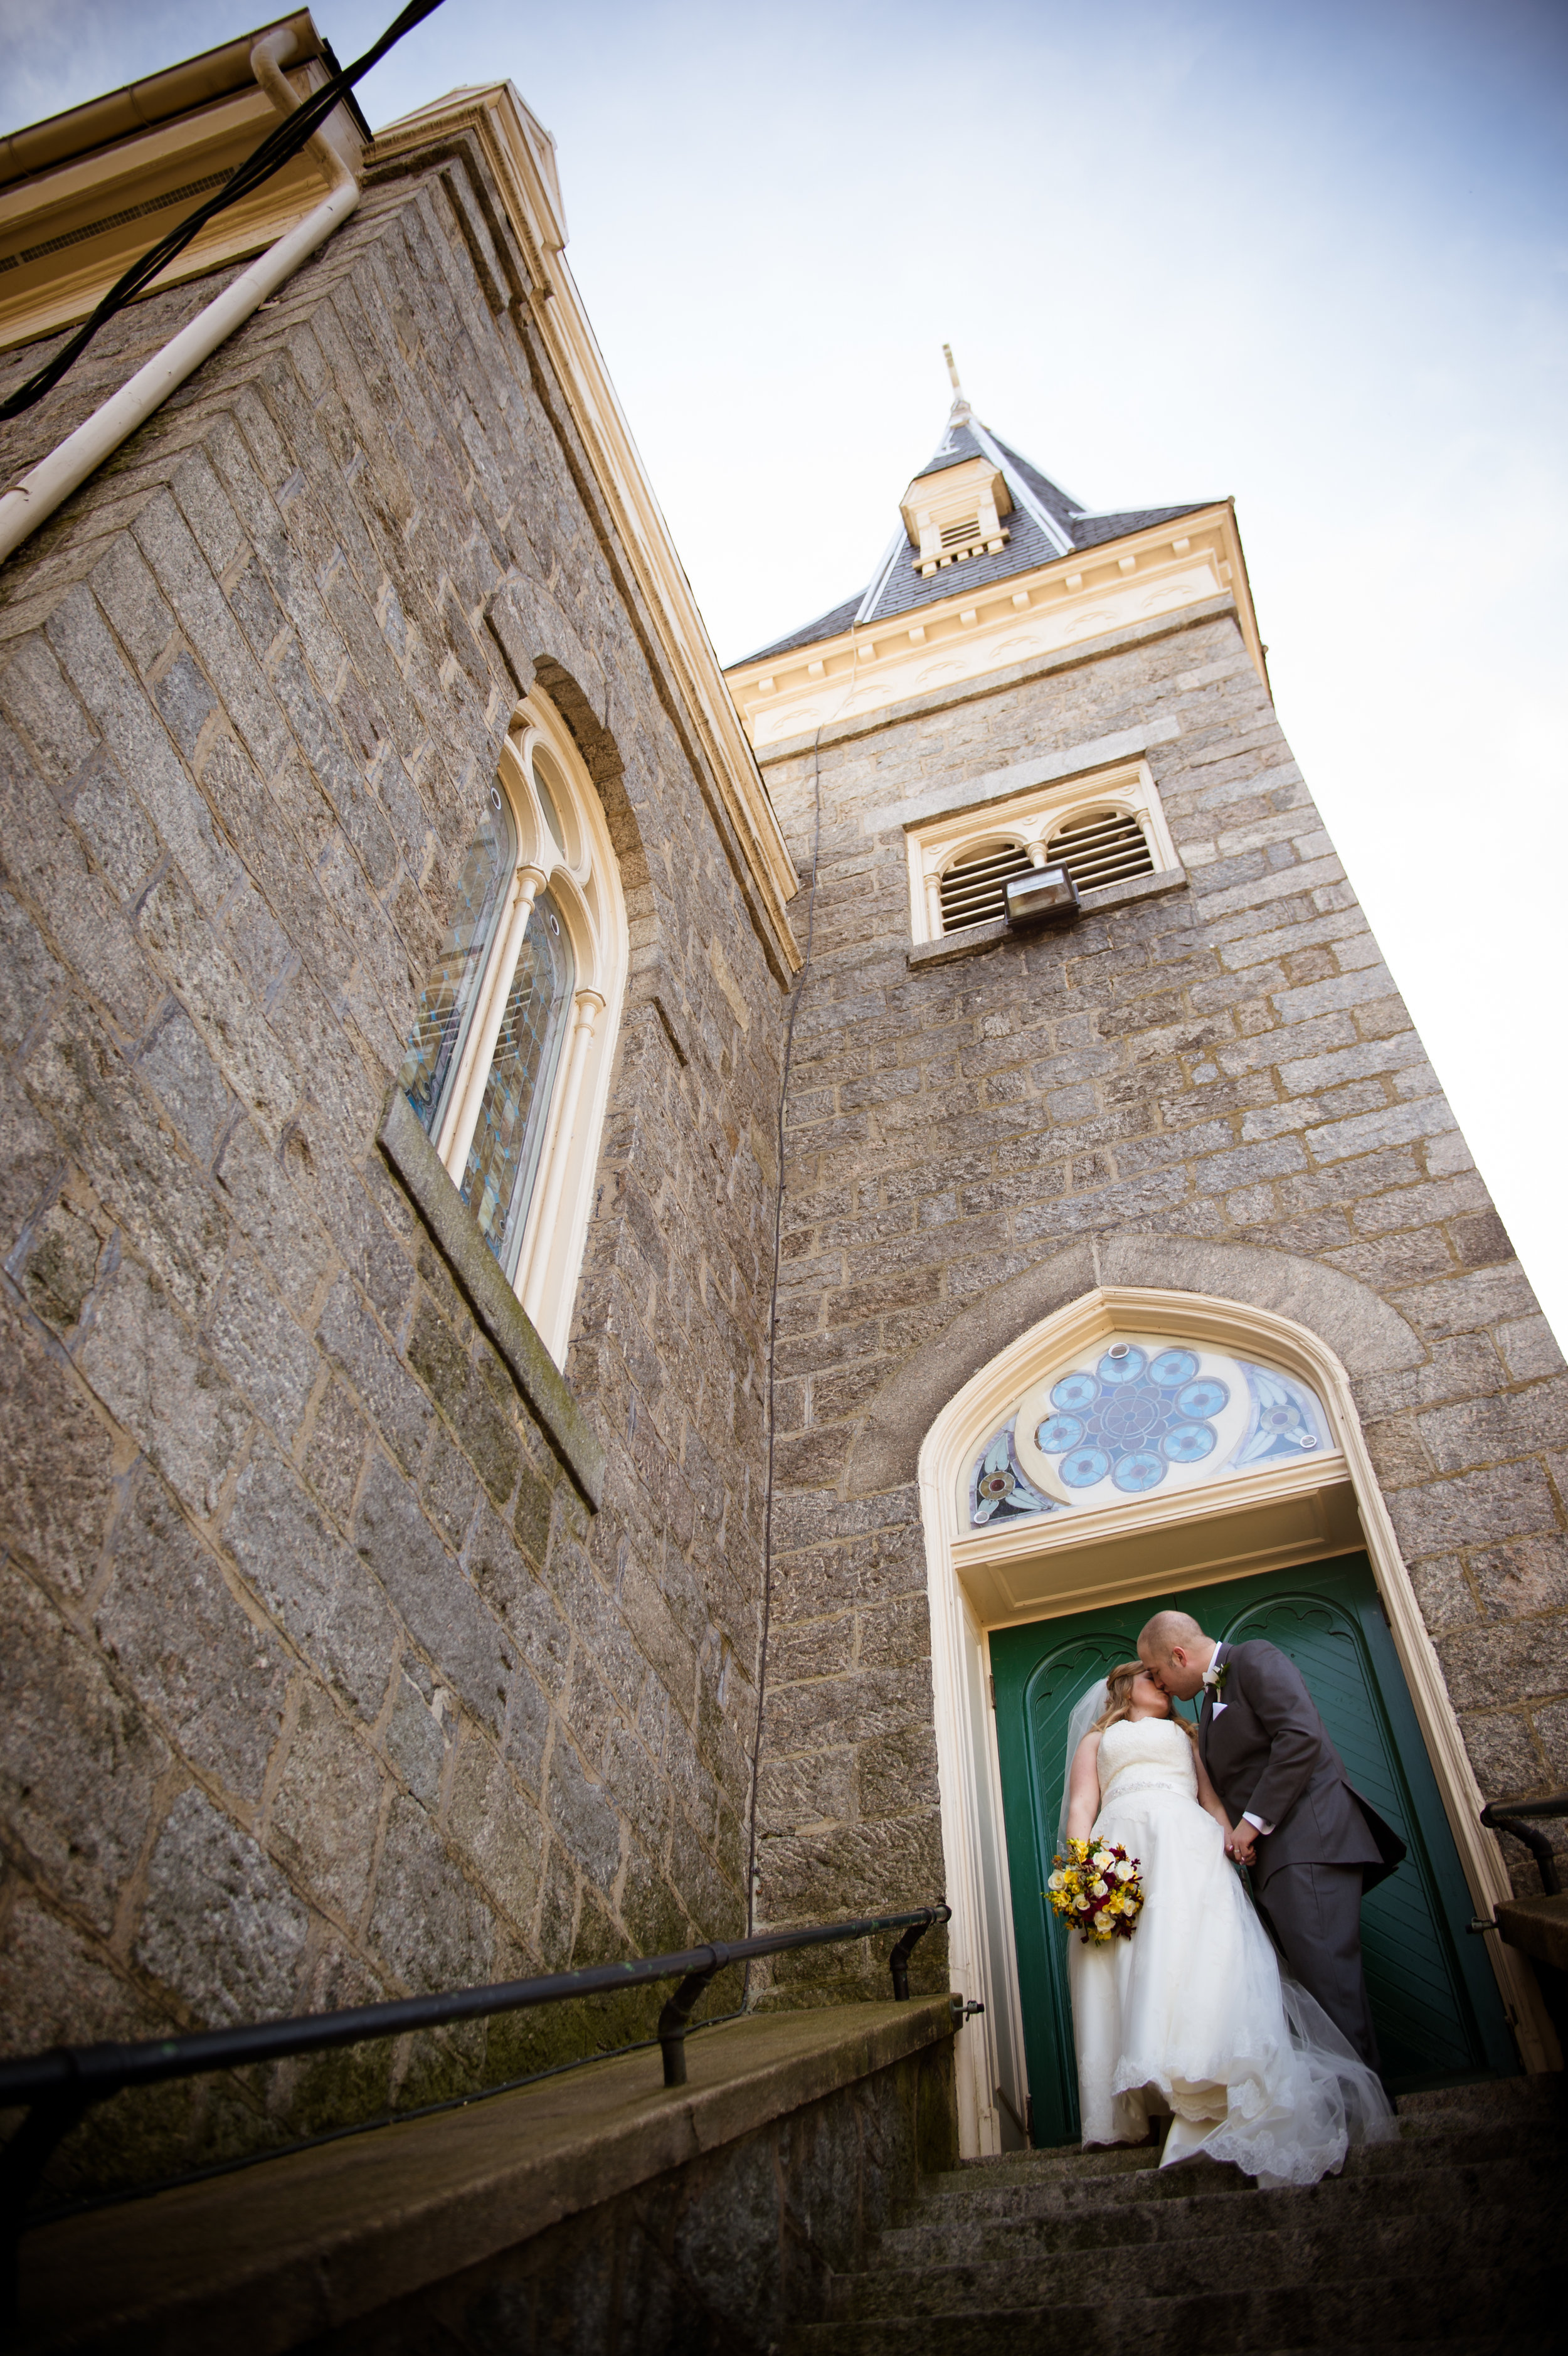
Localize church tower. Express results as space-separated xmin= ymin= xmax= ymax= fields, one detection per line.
xmin=724 ymin=364 xmax=1567 ymax=2154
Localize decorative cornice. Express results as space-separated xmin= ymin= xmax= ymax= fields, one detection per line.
xmin=729 ymin=502 xmax=1268 ymax=753
xmin=370 ymin=85 xmax=802 ymax=979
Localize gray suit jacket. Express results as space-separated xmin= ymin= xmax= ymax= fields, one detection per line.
xmin=1198 ymin=1637 xmax=1405 ymax=1891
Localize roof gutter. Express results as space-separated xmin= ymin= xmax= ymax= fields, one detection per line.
xmin=0 ymin=25 xmax=358 ymax=571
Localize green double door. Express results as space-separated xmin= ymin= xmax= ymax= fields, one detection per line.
xmin=990 ymin=1552 xmax=1518 ymax=2148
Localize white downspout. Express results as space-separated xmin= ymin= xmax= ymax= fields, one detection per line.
xmin=0 ymin=29 xmax=360 ymax=569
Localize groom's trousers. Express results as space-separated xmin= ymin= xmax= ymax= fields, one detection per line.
xmin=1254 ymin=1862 xmax=1382 ymax=2072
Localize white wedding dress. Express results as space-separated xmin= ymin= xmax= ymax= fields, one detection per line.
xmin=1067 ymin=1715 xmax=1396 ymax=2187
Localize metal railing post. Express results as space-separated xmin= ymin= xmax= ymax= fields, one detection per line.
xmin=657 ymin=1946 xmax=728 ymax=2088
xmin=889 ymin=1918 xmax=933 ymax=2000
xmin=1480 ymin=1796 xmax=1566 ymax=1897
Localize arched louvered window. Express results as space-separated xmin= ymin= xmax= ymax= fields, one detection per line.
xmin=397 ymin=694 xmax=628 ymax=1364
xmin=940 ymin=839 xmax=1034 ymax=933
xmin=1046 ymin=807 xmax=1154 ymax=894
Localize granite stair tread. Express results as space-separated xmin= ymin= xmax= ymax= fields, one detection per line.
xmin=786 ymin=2076 xmax=1566 ymax=2354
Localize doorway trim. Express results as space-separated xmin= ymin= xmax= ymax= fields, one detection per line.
xmin=917 ymin=1281 xmax=1554 ymax=2158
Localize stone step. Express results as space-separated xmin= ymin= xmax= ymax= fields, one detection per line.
xmin=829 ymin=2206 xmax=1556 ymax=2322
xmin=911 ymin=2116 xmax=1565 ymax=2221
xmin=788 ymin=2259 xmax=1564 ymax=2353
xmin=871 ymin=2155 xmax=1562 ymax=2269
xmin=1394 ymin=2076 xmax=1563 ymax=2120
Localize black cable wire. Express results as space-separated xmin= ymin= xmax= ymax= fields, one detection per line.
xmin=0 ymin=0 xmax=447 ymax=422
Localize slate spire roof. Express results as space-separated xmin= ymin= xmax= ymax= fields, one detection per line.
xmin=737 ymin=383 xmax=1214 ymax=667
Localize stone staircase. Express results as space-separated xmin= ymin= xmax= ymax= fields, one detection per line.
xmin=788 ymin=2078 xmax=1567 ymax=2353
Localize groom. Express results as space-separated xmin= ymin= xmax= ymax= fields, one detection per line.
xmin=1138 ymin=1608 xmax=1406 ymax=2072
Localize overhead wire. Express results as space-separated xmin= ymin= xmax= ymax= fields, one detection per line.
xmin=0 ymin=0 xmax=448 ymax=423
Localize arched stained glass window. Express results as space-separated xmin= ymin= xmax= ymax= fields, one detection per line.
xmin=461 ymin=891 xmax=573 ymax=1278
xmin=400 ymin=785 xmax=514 ymax=1136
xmin=394 ymin=691 xmax=628 ymax=1362
xmin=966 ymin=1334 xmax=1337 ymax=1531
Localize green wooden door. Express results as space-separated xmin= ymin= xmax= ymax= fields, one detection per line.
xmin=990 ymin=1552 xmax=1518 ymax=2148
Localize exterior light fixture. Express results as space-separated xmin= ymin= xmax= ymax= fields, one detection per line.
xmin=1004 ymin=866 xmax=1079 ymax=928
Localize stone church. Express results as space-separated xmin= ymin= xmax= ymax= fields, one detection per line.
xmin=0 ymin=9 xmax=1563 ymax=2342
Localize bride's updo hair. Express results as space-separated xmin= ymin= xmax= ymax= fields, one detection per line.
xmin=1093 ymin=1660 xmax=1197 ymax=1746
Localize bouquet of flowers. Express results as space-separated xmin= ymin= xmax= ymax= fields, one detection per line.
xmin=1046 ymin=1837 xmax=1145 ymax=1943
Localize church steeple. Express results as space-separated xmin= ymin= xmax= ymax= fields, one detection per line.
xmin=726 ymin=369 xmax=1262 ymax=749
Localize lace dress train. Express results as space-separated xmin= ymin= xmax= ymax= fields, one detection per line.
xmin=1067 ymin=1717 xmax=1396 ymax=2189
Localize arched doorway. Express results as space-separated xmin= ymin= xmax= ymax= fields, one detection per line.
xmin=917 ymin=1285 xmax=1549 ymax=2158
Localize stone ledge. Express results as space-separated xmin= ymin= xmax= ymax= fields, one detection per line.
xmin=1495 ymin=1892 xmax=1568 ymax=1975
xmin=377 ymin=1088 xmax=606 ymax=1509
xmin=907 ymin=866 xmax=1189 ymax=970
xmin=19 ymin=1999 xmax=955 ymax=2354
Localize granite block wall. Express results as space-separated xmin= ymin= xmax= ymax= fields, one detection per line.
xmin=753 ymin=603 xmax=1568 ymax=1956
xmin=0 ymin=131 xmax=788 ymax=2195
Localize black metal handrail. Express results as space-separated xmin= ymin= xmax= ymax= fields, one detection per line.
xmin=0 ymin=1901 xmax=948 ymax=2323
xmin=1480 ymin=1791 xmax=1567 ymax=1899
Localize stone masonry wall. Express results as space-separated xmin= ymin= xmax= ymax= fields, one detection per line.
xmin=0 ymin=132 xmax=788 ymax=2195
xmin=754 ymin=602 xmax=1568 ymax=1968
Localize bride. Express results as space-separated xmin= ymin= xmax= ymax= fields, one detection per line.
xmin=1062 ymin=1661 xmax=1396 ymax=2186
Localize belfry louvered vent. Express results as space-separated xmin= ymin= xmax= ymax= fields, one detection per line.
xmin=940 ymin=841 xmax=1034 ymax=933
xmin=1046 ymin=808 xmax=1154 ymax=894
xmin=940 ymin=515 xmax=980 ymax=550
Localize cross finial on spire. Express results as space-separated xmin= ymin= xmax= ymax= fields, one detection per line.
xmin=941 ymin=342 xmax=972 ymax=423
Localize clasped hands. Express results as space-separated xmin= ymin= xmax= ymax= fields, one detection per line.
xmin=1225 ymin=1820 xmax=1258 ymax=1867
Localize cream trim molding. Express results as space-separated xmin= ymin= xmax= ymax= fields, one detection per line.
xmin=916 ymin=1283 xmax=1555 ymax=2160
xmin=728 ymin=502 xmax=1268 ymax=751
xmin=371 ymin=85 xmax=802 ymax=979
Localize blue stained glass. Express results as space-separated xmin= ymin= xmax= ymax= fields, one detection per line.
xmin=1030 ymin=1340 xmax=1233 ymax=1501
xmin=1061 ymin=1446 xmax=1111 ymax=1489
xmin=967 ymin=1340 xmax=1333 ymax=1525
xmin=1162 ymin=1421 xmax=1217 ymax=1463
xmin=969 ymin=1418 xmax=1058 ymax=1526
xmin=1037 ymin=1413 xmax=1084 ymax=1452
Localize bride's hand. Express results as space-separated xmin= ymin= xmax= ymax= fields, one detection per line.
xmin=1226 ymin=1820 xmax=1258 ymax=1866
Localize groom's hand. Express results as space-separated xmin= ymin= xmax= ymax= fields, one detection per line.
xmin=1227 ymin=1821 xmax=1258 ymax=1866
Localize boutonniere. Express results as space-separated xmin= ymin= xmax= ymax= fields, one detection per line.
xmin=1203 ymin=1656 xmax=1229 ymax=1712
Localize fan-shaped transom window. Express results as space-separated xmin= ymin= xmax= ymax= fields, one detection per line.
xmin=966 ymin=1334 xmax=1337 ymax=1530
xmin=398 ymin=693 xmax=628 ymax=1362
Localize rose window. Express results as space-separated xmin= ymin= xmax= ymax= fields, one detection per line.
xmin=967 ymin=1335 xmax=1335 ymax=1530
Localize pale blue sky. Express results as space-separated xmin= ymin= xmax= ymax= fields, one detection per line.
xmin=6 ymin=0 xmax=1567 ymax=1335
